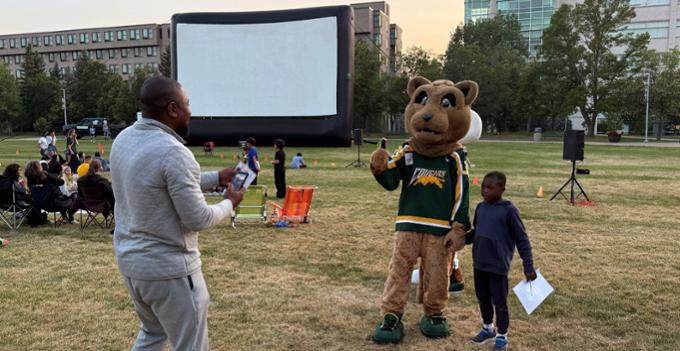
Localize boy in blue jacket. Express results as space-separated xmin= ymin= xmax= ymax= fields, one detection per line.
xmin=466 ymin=171 xmax=537 ymax=351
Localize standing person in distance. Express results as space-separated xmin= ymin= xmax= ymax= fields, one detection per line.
xmin=110 ymin=76 xmax=244 ymax=351
xmin=245 ymin=137 xmax=260 ymax=185
xmin=272 ymin=139 xmax=286 ymax=199
xmin=66 ymin=128 xmax=79 ymax=158
xmin=466 ymin=171 xmax=537 ymax=351
xmin=103 ymin=120 xmax=110 ymax=141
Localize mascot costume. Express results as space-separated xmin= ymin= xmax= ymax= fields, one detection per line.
xmin=370 ymin=76 xmax=481 ymax=343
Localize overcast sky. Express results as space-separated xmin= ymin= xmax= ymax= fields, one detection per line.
xmin=0 ymin=0 xmax=464 ymax=55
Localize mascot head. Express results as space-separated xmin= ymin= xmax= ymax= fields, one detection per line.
xmin=405 ymin=76 xmax=480 ymax=157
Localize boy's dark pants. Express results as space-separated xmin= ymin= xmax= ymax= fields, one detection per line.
xmin=474 ymin=268 xmax=509 ymax=334
xmin=274 ymin=170 xmax=286 ymax=199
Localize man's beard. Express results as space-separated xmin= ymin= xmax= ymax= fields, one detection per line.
xmin=176 ymin=124 xmax=190 ymax=139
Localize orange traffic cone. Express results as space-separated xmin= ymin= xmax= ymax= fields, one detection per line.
xmin=264 ymin=156 xmax=269 ymax=162
xmin=232 ymin=153 xmax=238 ymax=161
xmin=536 ymin=186 xmax=544 ymax=198
xmin=472 ymin=176 xmax=479 ymax=186
xmin=15 ymin=148 xmax=21 ymax=155
xmin=313 ymin=160 xmax=318 ymax=167
xmin=220 ymin=153 xmax=224 ymax=160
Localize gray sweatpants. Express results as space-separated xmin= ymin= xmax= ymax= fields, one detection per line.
xmin=123 ymin=270 xmax=210 ymax=351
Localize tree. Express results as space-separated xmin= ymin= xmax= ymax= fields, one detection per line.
xmin=400 ymin=47 xmax=442 ymax=78
xmin=442 ymin=15 xmax=528 ymax=132
xmin=381 ymin=73 xmax=409 ymax=133
xmin=20 ymin=45 xmax=61 ymax=131
xmin=22 ymin=44 xmax=45 ymax=79
xmin=66 ymin=51 xmax=111 ymax=121
xmin=539 ymin=0 xmax=650 ymax=136
xmin=353 ymin=40 xmax=384 ymax=132
xmin=159 ymin=45 xmax=171 ymax=77
xmin=0 ymin=63 xmax=22 ymax=133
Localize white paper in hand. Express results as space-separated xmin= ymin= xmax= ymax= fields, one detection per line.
xmin=411 ymin=269 xmax=419 ymax=284
xmin=512 ymin=270 xmax=554 ymax=315
xmin=235 ymin=162 xmax=257 ymax=189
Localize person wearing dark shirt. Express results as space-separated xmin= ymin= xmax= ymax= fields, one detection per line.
xmin=271 ymin=139 xmax=286 ymax=199
xmin=24 ymin=160 xmax=77 ymax=223
xmin=465 ymin=171 xmax=536 ymax=351
xmin=77 ymin=159 xmax=115 ymax=208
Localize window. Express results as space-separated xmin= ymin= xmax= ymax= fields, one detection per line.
xmin=134 ymin=47 xmax=142 ymax=57
xmin=373 ymin=33 xmax=382 ymax=46
xmin=14 ymin=55 xmax=22 ymax=64
xmin=629 ymin=0 xmax=669 ymax=5
xmin=108 ymin=49 xmax=117 ymax=59
xmin=48 ymin=52 xmax=55 ymax=62
xmin=20 ymin=37 xmax=27 ymax=47
xmin=96 ymin=49 xmax=103 ymax=59
xmin=60 ymin=52 xmax=68 ymax=62
xmin=622 ymin=21 xmax=669 ymax=39
xmin=373 ymin=13 xmax=382 ymax=27
xmin=2 ymin=56 xmax=10 ymax=64
xmin=121 ymin=48 xmax=129 ymax=58
xmin=43 ymin=36 xmax=52 ymax=46
xmin=79 ymin=33 xmax=89 ymax=44
xmin=117 ymin=30 xmax=127 ymax=41
xmin=32 ymin=36 xmax=41 ymax=47
xmin=92 ymin=32 xmax=100 ymax=43
xmin=122 ymin=63 xmax=130 ymax=75
xmin=134 ymin=63 xmax=143 ymax=70
xmin=146 ymin=46 xmax=157 ymax=56
xmin=88 ymin=51 xmax=94 ymax=59
xmin=72 ymin=51 xmax=79 ymax=60
xmin=104 ymin=31 xmax=113 ymax=42
xmin=130 ymin=29 xmax=140 ymax=40
xmin=15 ymin=69 xmax=24 ymax=79
xmin=0 ymin=39 xmax=4 ymax=49
xmin=109 ymin=64 xmax=118 ymax=73
xmin=67 ymin=34 xmax=76 ymax=45
xmin=55 ymin=35 xmax=64 ymax=45
xmin=142 ymin=27 xmax=152 ymax=39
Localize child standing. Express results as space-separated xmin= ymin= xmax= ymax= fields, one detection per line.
xmin=272 ymin=139 xmax=286 ymax=199
xmin=467 ymin=171 xmax=536 ymax=351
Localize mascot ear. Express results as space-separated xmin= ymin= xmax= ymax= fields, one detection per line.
xmin=454 ymin=80 xmax=479 ymax=106
xmin=407 ymin=76 xmax=432 ymax=98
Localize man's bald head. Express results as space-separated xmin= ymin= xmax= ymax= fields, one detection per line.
xmin=140 ymin=76 xmax=183 ymax=119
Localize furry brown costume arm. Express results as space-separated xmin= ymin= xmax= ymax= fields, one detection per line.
xmin=370 ymin=148 xmax=390 ymax=176
xmin=444 ymin=222 xmax=467 ymax=252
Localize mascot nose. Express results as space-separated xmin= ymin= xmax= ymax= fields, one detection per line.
xmin=422 ymin=114 xmax=433 ymax=122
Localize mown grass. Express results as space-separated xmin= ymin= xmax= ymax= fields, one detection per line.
xmin=1 ymin=136 xmax=679 ymax=350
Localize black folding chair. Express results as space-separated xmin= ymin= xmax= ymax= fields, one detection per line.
xmin=78 ymin=183 xmax=114 ymax=229
xmin=29 ymin=184 xmax=64 ymax=227
xmin=0 ymin=176 xmax=32 ymax=231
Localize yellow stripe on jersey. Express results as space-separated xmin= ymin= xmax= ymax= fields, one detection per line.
xmin=387 ymin=145 xmax=413 ymax=169
xmin=450 ymin=152 xmax=464 ymax=221
xmin=396 ymin=215 xmax=451 ymax=228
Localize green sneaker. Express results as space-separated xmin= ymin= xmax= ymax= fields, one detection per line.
xmin=420 ymin=314 xmax=449 ymax=338
xmin=372 ymin=313 xmax=404 ymax=344
xmin=449 ymin=282 xmax=465 ymax=294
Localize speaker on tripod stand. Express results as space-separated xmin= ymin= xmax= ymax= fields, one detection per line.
xmin=346 ymin=129 xmax=366 ymax=167
xmin=550 ymin=130 xmax=590 ymax=204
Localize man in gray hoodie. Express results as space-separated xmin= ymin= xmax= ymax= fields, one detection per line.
xmin=111 ymin=76 xmax=243 ymax=351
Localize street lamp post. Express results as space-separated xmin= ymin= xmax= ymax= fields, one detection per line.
xmin=644 ymin=73 xmax=650 ymax=143
xmin=62 ymin=88 xmax=68 ymax=127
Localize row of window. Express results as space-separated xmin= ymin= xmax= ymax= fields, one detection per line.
xmin=622 ymin=21 xmax=670 ymax=39
xmin=1 ymin=46 xmax=158 ymax=65
xmin=11 ymin=61 xmax=159 ymax=79
xmin=0 ymin=28 xmax=155 ymax=50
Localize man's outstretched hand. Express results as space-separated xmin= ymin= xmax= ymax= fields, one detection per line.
xmin=218 ymin=167 xmax=237 ymax=186
xmin=224 ymin=184 xmax=245 ymax=207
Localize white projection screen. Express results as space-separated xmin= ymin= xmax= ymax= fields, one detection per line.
xmin=172 ymin=6 xmax=354 ymax=146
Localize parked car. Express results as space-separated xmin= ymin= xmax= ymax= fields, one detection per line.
xmin=62 ymin=118 xmax=127 ymax=138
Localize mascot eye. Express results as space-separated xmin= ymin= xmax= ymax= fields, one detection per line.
xmin=415 ymin=91 xmax=428 ymax=105
xmin=441 ymin=94 xmax=456 ymax=108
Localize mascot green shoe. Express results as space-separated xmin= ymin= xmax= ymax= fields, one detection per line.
xmin=372 ymin=313 xmax=404 ymax=344
xmin=420 ymin=314 xmax=449 ymax=338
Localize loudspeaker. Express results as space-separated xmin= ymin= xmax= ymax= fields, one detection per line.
xmin=563 ymin=130 xmax=584 ymax=161
xmin=353 ymin=129 xmax=363 ymax=146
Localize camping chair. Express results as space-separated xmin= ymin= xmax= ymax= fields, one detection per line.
xmin=0 ymin=176 xmax=32 ymax=231
xmin=203 ymin=141 xmax=215 ymax=156
xmin=28 ymin=184 xmax=64 ymax=227
xmin=78 ymin=183 xmax=114 ymax=230
xmin=231 ymin=185 xmax=267 ymax=228
xmin=267 ymin=185 xmax=317 ymax=224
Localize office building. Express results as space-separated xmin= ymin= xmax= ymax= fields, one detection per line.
xmin=0 ymin=23 xmax=171 ymax=79
xmin=351 ymin=1 xmax=402 ymax=73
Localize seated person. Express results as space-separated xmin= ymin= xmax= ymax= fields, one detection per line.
xmin=61 ymin=165 xmax=78 ymax=196
xmin=77 ymin=160 xmax=114 ymax=209
xmin=291 ymin=152 xmax=307 ymax=169
xmin=77 ymin=155 xmax=92 ymax=177
xmin=94 ymin=152 xmax=110 ymax=172
xmin=47 ymin=153 xmax=66 ymax=176
xmin=3 ymin=163 xmax=27 ymax=195
xmin=24 ymin=160 xmax=77 ymax=223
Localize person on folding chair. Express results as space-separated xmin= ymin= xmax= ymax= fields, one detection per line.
xmin=77 ymin=159 xmax=114 ymax=209
xmin=24 ymin=160 xmax=77 ymax=224
xmin=111 ymin=76 xmax=244 ymax=351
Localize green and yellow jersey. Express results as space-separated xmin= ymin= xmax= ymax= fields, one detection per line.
xmin=374 ymin=145 xmax=470 ymax=235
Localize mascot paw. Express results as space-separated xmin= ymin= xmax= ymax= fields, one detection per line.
xmin=444 ymin=222 xmax=466 ymax=253
xmin=370 ymin=149 xmax=390 ymax=176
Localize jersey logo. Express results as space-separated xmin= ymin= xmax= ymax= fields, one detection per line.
xmin=409 ymin=168 xmax=447 ymax=189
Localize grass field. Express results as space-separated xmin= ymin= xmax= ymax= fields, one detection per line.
xmin=1 ymin=136 xmax=679 ymax=351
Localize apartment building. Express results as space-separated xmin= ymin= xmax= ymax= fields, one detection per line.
xmin=351 ymin=1 xmax=402 ymax=73
xmin=0 ymin=23 xmax=171 ymax=79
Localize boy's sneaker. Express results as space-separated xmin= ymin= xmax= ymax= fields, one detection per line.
xmin=419 ymin=314 xmax=449 ymax=338
xmin=372 ymin=313 xmax=404 ymax=344
xmin=494 ymin=335 xmax=508 ymax=350
xmin=470 ymin=327 xmax=496 ymax=344
xmin=449 ymin=282 xmax=465 ymax=294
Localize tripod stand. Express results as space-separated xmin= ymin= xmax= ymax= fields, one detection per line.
xmin=346 ymin=142 xmax=365 ymax=167
xmin=550 ymin=159 xmax=589 ymax=205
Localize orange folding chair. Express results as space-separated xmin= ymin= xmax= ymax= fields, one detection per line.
xmin=267 ymin=185 xmax=317 ymax=224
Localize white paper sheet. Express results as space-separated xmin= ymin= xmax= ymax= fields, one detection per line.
xmin=411 ymin=269 xmax=419 ymax=284
xmin=235 ymin=162 xmax=257 ymax=190
xmin=512 ymin=270 xmax=554 ymax=315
